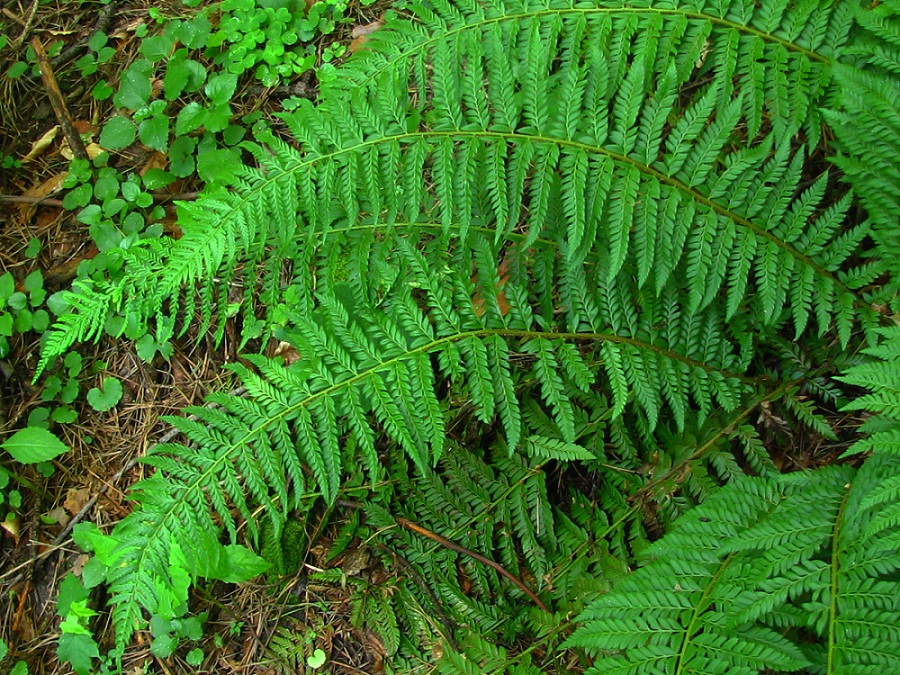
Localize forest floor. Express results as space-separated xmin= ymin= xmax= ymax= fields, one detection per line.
xmin=0 ymin=1 xmax=392 ymax=673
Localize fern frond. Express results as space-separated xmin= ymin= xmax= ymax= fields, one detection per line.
xmin=54 ymin=0 xmax=900 ymax=661
xmin=567 ymin=456 xmax=900 ymax=675
xmin=39 ymin=0 xmax=883 ymax=375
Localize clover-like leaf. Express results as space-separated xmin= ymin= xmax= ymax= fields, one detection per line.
xmin=307 ymin=649 xmax=327 ymax=669
xmin=86 ymin=377 xmax=123 ymax=412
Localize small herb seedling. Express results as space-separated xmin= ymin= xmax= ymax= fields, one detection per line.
xmin=86 ymin=377 xmax=123 ymax=412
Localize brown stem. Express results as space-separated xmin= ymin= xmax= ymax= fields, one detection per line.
xmin=30 ymin=38 xmax=88 ymax=162
xmin=22 ymin=2 xmax=118 ymax=80
xmin=12 ymin=0 xmax=39 ymax=46
xmin=0 ymin=194 xmax=65 ymax=208
xmin=395 ymin=516 xmax=550 ymax=613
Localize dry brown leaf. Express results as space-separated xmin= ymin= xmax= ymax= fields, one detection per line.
xmin=349 ymin=18 xmax=385 ymax=53
xmin=46 ymin=506 xmax=70 ymax=528
xmin=70 ymin=553 xmax=89 ymax=576
xmin=64 ymin=487 xmax=91 ymax=515
xmin=58 ymin=121 xmax=96 ymax=160
xmin=273 ymin=340 xmax=301 ymax=364
xmin=1 ymin=513 xmax=21 ymax=544
xmin=84 ymin=142 xmax=103 ymax=159
xmin=472 ymin=253 xmax=512 ymax=318
xmin=23 ymin=171 xmax=67 ymax=199
xmin=341 ymin=545 xmax=370 ymax=576
xmin=17 ymin=171 xmax=67 ymax=220
xmin=22 ymin=125 xmax=60 ymax=163
xmin=351 ymin=18 xmax=385 ymax=38
xmin=60 ymin=139 xmax=103 ymax=161
xmin=139 ymin=150 xmax=169 ymax=176
xmin=114 ymin=18 xmax=146 ymax=38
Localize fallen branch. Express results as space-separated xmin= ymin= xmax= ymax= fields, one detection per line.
xmin=395 ymin=516 xmax=550 ymax=613
xmin=30 ymin=38 xmax=88 ymax=162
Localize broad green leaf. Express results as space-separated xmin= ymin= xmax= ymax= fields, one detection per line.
xmin=142 ymin=168 xmax=175 ymax=190
xmin=99 ymin=116 xmax=136 ymax=150
xmin=215 ymin=544 xmax=271 ymax=583
xmin=57 ymin=629 xmax=99 ymax=675
xmin=62 ymin=184 xmax=92 ymax=210
xmin=164 ymin=49 xmax=206 ymax=99
xmin=175 ymin=102 xmax=206 ymax=135
xmin=204 ymin=102 xmax=232 ymax=132
xmin=140 ymin=34 xmax=176 ymax=62
xmin=197 ymin=148 xmax=240 ymax=184
xmin=87 ymin=31 xmax=107 ymax=52
xmin=91 ymin=80 xmax=114 ymax=101
xmin=179 ymin=14 xmax=211 ymax=49
xmin=57 ymin=574 xmax=91 ymax=617
xmin=7 ymin=292 xmax=26 ymax=311
xmin=2 ymin=427 xmax=70 ymax=464
xmin=307 ymin=649 xmax=327 ymax=669
xmin=0 ymin=272 xmax=14 ymax=302
xmin=169 ymin=135 xmax=197 ymax=176
xmin=7 ymin=61 xmax=28 ymax=79
xmin=205 ymin=72 xmax=238 ymax=106
xmin=113 ymin=59 xmax=153 ymax=110
xmin=23 ymin=271 xmax=42 ymax=293
xmin=89 ymin=223 xmax=124 ymax=252
xmin=139 ymin=114 xmax=170 ymax=152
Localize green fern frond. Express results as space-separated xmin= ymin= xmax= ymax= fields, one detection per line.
xmin=566 ymin=456 xmax=900 ymax=674
xmin=266 ymin=623 xmax=306 ymax=675
xmin=54 ymin=0 xmax=900 ymax=661
xmin=39 ymin=0 xmax=884 ymax=377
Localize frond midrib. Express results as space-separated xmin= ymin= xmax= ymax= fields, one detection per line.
xmin=120 ymin=323 xmax=755 ymax=628
xmin=362 ymin=4 xmax=831 ymax=91
xmin=827 ymin=485 xmax=852 ymax=674
xmin=152 ymin=129 xmax=858 ymax=305
xmin=673 ymin=551 xmax=739 ymax=675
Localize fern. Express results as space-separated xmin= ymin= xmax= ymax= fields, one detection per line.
xmin=824 ymin=0 xmax=900 ymax=305
xmin=45 ymin=0 xmax=900 ymax=665
xmin=265 ymin=622 xmax=307 ymax=675
xmin=566 ymin=322 xmax=900 ymax=674
xmin=39 ymin=0 xmax=884 ymax=374
xmin=566 ymin=455 xmax=900 ymax=674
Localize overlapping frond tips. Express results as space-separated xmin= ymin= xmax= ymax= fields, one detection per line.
xmin=825 ymin=1 xmax=900 ymax=302
xmin=566 ymin=459 xmax=900 ymax=674
xmin=38 ymin=0 xmax=881 ymax=376
xmin=55 ymin=0 xmax=900 ymax=659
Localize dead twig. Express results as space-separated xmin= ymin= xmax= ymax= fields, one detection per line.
xmin=2 ymin=8 xmax=26 ymax=26
xmin=0 ymin=194 xmax=65 ymax=208
xmin=21 ymin=2 xmax=118 ymax=81
xmin=30 ymin=38 xmax=89 ymax=162
xmin=395 ymin=516 xmax=550 ymax=613
xmin=11 ymin=0 xmax=39 ymax=46
xmin=339 ymin=499 xmax=550 ymax=612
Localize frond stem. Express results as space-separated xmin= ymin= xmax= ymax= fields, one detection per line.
xmin=827 ymin=484 xmax=852 ymax=675
xmin=365 ymin=4 xmax=829 ymax=94
xmin=395 ymin=515 xmax=550 ymax=612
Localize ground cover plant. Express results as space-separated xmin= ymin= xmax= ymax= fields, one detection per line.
xmin=1 ymin=0 xmax=900 ymax=673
